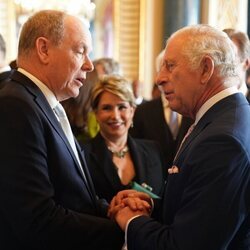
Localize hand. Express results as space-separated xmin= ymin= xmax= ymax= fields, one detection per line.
xmin=108 ymin=189 xmax=151 ymax=219
xmin=110 ymin=189 xmax=152 ymax=207
xmin=115 ymin=204 xmax=150 ymax=231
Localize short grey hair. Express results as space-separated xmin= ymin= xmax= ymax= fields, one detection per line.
xmin=169 ymin=24 xmax=239 ymax=79
xmin=18 ymin=10 xmax=67 ymax=57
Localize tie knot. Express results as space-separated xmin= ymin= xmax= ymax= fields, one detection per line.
xmin=186 ymin=123 xmax=195 ymax=137
xmin=54 ymin=103 xmax=67 ymax=118
xmin=168 ymin=110 xmax=179 ymax=138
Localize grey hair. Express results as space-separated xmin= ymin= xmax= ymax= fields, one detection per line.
xmin=223 ymin=28 xmax=250 ymax=63
xmin=18 ymin=10 xmax=67 ymax=57
xmin=91 ymin=74 xmax=136 ymax=110
xmin=93 ymin=58 xmax=122 ymax=75
xmin=169 ymin=24 xmax=239 ymax=80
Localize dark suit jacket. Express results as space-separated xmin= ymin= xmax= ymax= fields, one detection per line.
xmin=130 ymin=97 xmax=193 ymax=168
xmin=0 ymin=71 xmax=123 ymax=250
xmin=246 ymin=89 xmax=250 ymax=103
xmin=83 ymin=133 xmax=165 ymax=202
xmin=0 ymin=70 xmax=12 ymax=83
xmin=127 ymin=93 xmax=250 ymax=250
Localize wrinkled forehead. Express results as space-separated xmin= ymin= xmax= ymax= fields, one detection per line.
xmin=164 ymin=35 xmax=184 ymax=58
xmin=65 ymin=15 xmax=93 ymax=51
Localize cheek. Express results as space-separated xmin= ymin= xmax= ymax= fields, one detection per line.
xmin=95 ymin=113 xmax=103 ymax=123
xmin=124 ymin=111 xmax=134 ymax=122
xmin=172 ymin=70 xmax=187 ymax=85
xmin=65 ymin=59 xmax=80 ymax=75
xmin=96 ymin=112 xmax=111 ymax=125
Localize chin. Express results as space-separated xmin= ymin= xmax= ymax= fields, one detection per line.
xmin=70 ymin=88 xmax=80 ymax=98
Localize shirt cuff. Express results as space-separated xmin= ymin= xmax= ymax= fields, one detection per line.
xmin=123 ymin=198 xmax=154 ymax=249
xmin=124 ymin=215 xmax=142 ymax=249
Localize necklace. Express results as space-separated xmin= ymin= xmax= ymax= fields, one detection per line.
xmin=108 ymin=145 xmax=129 ymax=159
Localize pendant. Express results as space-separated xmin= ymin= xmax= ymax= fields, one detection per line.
xmin=108 ymin=145 xmax=129 ymax=159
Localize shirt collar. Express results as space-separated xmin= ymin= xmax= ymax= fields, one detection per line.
xmin=161 ymin=93 xmax=168 ymax=107
xmin=195 ymin=86 xmax=239 ymax=125
xmin=18 ymin=68 xmax=59 ymax=109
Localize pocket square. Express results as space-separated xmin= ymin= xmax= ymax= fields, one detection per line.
xmin=168 ymin=165 xmax=179 ymax=174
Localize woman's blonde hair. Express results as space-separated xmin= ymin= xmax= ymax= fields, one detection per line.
xmin=91 ymin=75 xmax=136 ymax=110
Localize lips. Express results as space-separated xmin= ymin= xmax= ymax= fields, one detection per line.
xmin=108 ymin=121 xmax=124 ymax=128
xmin=76 ymin=77 xmax=85 ymax=84
xmin=74 ymin=78 xmax=85 ymax=86
xmin=164 ymin=91 xmax=174 ymax=101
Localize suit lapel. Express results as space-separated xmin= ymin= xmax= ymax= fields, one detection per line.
xmin=127 ymin=136 xmax=147 ymax=183
xmin=90 ymin=134 xmax=123 ymax=190
xmin=10 ymin=71 xmax=94 ymax=197
xmin=35 ymin=88 xmax=87 ymax=180
xmin=75 ymin=141 xmax=97 ymax=202
xmin=174 ymin=93 xmax=245 ymax=165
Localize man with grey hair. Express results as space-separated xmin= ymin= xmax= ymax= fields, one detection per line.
xmin=110 ymin=24 xmax=250 ymax=250
xmin=130 ymin=49 xmax=193 ymax=168
xmin=0 ymin=10 xmax=123 ymax=250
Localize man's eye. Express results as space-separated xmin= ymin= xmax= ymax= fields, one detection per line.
xmin=77 ymin=51 xmax=84 ymax=55
xmin=167 ymin=63 xmax=175 ymax=71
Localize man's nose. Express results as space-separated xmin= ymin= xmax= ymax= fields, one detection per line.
xmin=155 ymin=70 xmax=167 ymax=87
xmin=82 ymin=55 xmax=94 ymax=72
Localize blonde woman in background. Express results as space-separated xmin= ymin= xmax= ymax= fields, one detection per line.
xmin=62 ymin=58 xmax=122 ymax=145
xmin=83 ymin=75 xmax=165 ymax=202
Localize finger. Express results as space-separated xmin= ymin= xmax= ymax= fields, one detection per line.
xmin=108 ymin=203 xmax=125 ymax=219
xmin=123 ymin=198 xmax=138 ymax=211
xmin=128 ymin=191 xmax=151 ymax=202
xmin=109 ymin=196 xmax=116 ymax=208
xmin=121 ymin=197 xmax=150 ymax=211
xmin=133 ymin=198 xmax=151 ymax=211
xmin=115 ymin=190 xmax=138 ymax=204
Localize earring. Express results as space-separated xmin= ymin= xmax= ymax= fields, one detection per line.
xmin=130 ymin=121 xmax=134 ymax=128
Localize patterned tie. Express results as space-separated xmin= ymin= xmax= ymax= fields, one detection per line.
xmin=174 ymin=123 xmax=195 ymax=161
xmin=168 ymin=110 xmax=179 ymax=139
xmin=53 ymin=103 xmax=86 ymax=178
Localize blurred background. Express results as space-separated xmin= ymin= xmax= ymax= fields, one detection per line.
xmin=0 ymin=0 xmax=249 ymax=98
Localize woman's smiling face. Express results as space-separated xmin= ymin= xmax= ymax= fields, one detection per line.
xmin=95 ymin=91 xmax=135 ymax=140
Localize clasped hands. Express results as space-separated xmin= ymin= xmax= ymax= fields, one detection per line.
xmin=108 ymin=190 xmax=152 ymax=230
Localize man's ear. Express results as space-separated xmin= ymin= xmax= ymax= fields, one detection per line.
xmin=35 ymin=37 xmax=50 ymax=64
xmin=200 ymin=55 xmax=214 ymax=84
xmin=243 ymin=58 xmax=250 ymax=71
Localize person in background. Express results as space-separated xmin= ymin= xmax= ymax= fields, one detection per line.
xmin=130 ymin=50 xmax=193 ymax=168
xmin=131 ymin=79 xmax=147 ymax=105
xmin=223 ymin=28 xmax=250 ymax=101
xmin=62 ymin=58 xmax=123 ymax=145
xmin=0 ymin=10 xmax=124 ymax=250
xmin=151 ymin=83 xmax=161 ymax=99
xmin=83 ymin=75 xmax=165 ymax=203
xmin=0 ymin=33 xmax=11 ymax=82
xmin=110 ymin=24 xmax=250 ymax=250
xmin=94 ymin=57 xmax=122 ymax=77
